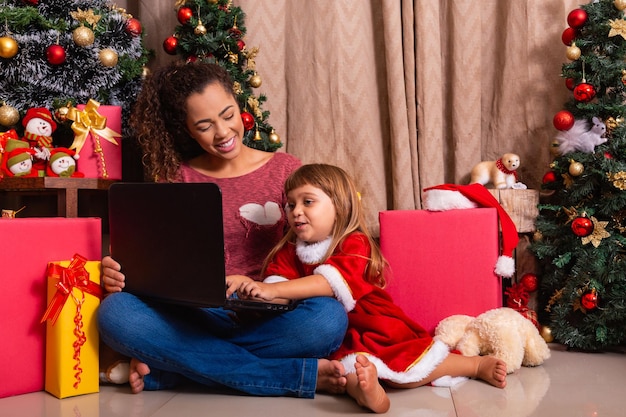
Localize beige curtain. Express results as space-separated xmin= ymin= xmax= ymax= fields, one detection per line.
xmin=138 ymin=0 xmax=582 ymax=235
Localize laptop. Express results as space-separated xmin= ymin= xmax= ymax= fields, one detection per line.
xmin=108 ymin=182 xmax=295 ymax=312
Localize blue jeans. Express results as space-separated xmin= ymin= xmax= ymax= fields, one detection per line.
xmin=97 ymin=292 xmax=347 ymax=398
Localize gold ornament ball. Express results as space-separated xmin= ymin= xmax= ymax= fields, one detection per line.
xmin=566 ymin=43 xmax=581 ymax=61
xmin=269 ymin=130 xmax=281 ymax=144
xmin=99 ymin=48 xmax=119 ymax=67
xmin=0 ymin=36 xmax=19 ymax=59
xmin=569 ymin=161 xmax=584 ymax=176
xmin=533 ymin=230 xmax=543 ymax=242
xmin=73 ymin=26 xmax=95 ymax=47
xmin=615 ymin=0 xmax=626 ymax=11
xmin=194 ymin=23 xmax=207 ymax=36
xmin=249 ymin=73 xmax=262 ymax=88
xmin=540 ymin=326 xmax=554 ymax=343
xmin=142 ymin=66 xmax=151 ymax=79
xmin=54 ymin=106 xmax=70 ymax=123
xmin=0 ymin=103 xmax=20 ymax=127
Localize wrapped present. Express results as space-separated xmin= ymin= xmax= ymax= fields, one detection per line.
xmin=68 ymin=99 xmax=122 ymax=179
xmin=42 ymin=254 xmax=102 ymax=399
xmin=379 ymin=208 xmax=501 ymax=335
xmin=0 ymin=218 xmax=101 ymax=398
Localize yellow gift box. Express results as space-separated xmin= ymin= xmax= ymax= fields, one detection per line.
xmin=42 ymin=254 xmax=102 ymax=399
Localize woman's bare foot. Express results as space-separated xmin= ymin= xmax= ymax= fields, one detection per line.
xmin=350 ymin=355 xmax=390 ymax=414
xmin=475 ymin=356 xmax=507 ymax=388
xmin=128 ymin=358 xmax=151 ymax=394
xmin=316 ymin=359 xmax=347 ymax=394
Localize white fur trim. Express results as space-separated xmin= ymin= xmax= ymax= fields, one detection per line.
xmin=314 ymin=264 xmax=356 ymax=312
xmin=338 ymin=340 xmax=450 ymax=384
xmin=263 ymin=275 xmax=289 ymax=284
xmin=423 ymin=190 xmax=477 ymax=211
xmin=296 ymin=238 xmax=332 ymax=264
xmin=494 ymin=255 xmax=515 ymax=277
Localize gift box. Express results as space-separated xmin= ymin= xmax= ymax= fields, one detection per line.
xmin=43 ymin=255 xmax=102 ymax=398
xmin=70 ymin=100 xmax=122 ymax=180
xmin=379 ymin=208 xmax=502 ymax=335
xmin=0 ymin=217 xmax=101 ymax=398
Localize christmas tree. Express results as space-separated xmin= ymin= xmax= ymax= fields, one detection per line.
xmin=532 ymin=0 xmax=626 ymax=351
xmin=162 ymin=0 xmax=282 ymax=152
xmin=0 ymin=0 xmax=148 ymax=138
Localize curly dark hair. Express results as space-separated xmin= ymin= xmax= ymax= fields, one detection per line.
xmin=129 ymin=61 xmax=235 ymax=182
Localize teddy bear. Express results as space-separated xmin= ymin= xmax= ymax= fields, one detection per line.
xmin=470 ymin=152 xmax=523 ymax=189
xmin=434 ymin=307 xmax=550 ymax=373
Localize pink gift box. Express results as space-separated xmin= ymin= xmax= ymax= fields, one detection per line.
xmin=74 ymin=104 xmax=122 ymax=180
xmin=379 ymin=208 xmax=502 ymax=335
xmin=0 ymin=217 xmax=101 ymax=398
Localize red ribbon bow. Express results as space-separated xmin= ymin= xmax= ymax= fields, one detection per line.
xmin=41 ymin=253 xmax=102 ymax=325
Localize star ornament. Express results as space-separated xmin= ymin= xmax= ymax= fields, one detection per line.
xmin=609 ymin=19 xmax=626 ymax=40
xmin=581 ymin=216 xmax=610 ymax=247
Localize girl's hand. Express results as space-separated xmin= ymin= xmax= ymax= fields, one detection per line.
xmin=237 ymin=281 xmax=279 ymax=302
xmin=102 ymin=255 xmax=125 ymax=293
xmin=226 ymin=275 xmax=253 ymax=298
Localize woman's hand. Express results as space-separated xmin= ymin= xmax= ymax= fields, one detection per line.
xmin=102 ymin=255 xmax=125 ymax=293
xmin=225 ymin=274 xmax=253 ymax=298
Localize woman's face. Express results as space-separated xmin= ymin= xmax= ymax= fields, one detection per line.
xmin=185 ymin=82 xmax=244 ymax=160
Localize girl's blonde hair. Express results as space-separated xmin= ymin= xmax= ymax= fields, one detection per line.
xmin=263 ymin=164 xmax=387 ymax=288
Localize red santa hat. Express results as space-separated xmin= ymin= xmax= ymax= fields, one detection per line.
xmin=422 ymin=183 xmax=519 ymax=278
xmin=22 ymin=107 xmax=57 ymax=132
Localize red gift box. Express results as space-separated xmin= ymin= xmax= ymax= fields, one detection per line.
xmin=379 ymin=208 xmax=502 ymax=335
xmin=0 ymin=217 xmax=101 ymax=398
xmin=70 ymin=100 xmax=122 ymax=180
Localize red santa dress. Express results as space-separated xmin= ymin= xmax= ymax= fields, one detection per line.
xmin=263 ymin=232 xmax=456 ymax=385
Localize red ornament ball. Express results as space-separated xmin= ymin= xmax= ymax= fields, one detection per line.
xmin=581 ymin=290 xmax=598 ymax=310
xmin=237 ymin=39 xmax=246 ymax=51
xmin=21 ymin=0 xmax=38 ymax=4
xmin=520 ymin=273 xmax=538 ymax=292
xmin=126 ymin=18 xmax=142 ymax=36
xmin=553 ymin=110 xmax=575 ymax=131
xmin=542 ymin=171 xmax=557 ymax=184
xmin=177 ymin=7 xmax=193 ymax=25
xmin=565 ymin=78 xmax=576 ymax=91
xmin=46 ymin=44 xmax=66 ymax=65
xmin=567 ymin=9 xmax=588 ymax=29
xmin=573 ymin=83 xmax=596 ymax=102
xmin=163 ymin=36 xmax=178 ymax=55
xmin=562 ymin=27 xmax=576 ymax=45
xmin=241 ymin=112 xmax=255 ymax=131
xmin=572 ymin=216 xmax=594 ymax=237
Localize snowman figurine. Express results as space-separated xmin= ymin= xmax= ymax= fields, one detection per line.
xmin=1 ymin=147 xmax=38 ymax=177
xmin=21 ymin=107 xmax=57 ymax=169
xmin=46 ymin=147 xmax=84 ymax=178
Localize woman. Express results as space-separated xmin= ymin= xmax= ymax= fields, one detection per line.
xmin=97 ymin=61 xmax=348 ymax=397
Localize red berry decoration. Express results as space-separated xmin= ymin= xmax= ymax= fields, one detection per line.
xmin=565 ymin=78 xmax=576 ymax=90
xmin=562 ymin=27 xmax=576 ymax=45
xmin=581 ymin=289 xmax=598 ymax=311
xmin=542 ymin=171 xmax=557 ymax=184
xmin=572 ymin=216 xmax=594 ymax=237
xmin=573 ymin=83 xmax=596 ymax=102
xmin=46 ymin=44 xmax=66 ymax=65
xmin=553 ymin=110 xmax=575 ymax=131
xmin=163 ymin=36 xmax=178 ymax=55
xmin=567 ymin=9 xmax=588 ymax=29
xmin=126 ymin=18 xmax=142 ymax=36
xmin=241 ymin=112 xmax=255 ymax=131
xmin=520 ymin=273 xmax=538 ymax=292
xmin=177 ymin=7 xmax=193 ymax=25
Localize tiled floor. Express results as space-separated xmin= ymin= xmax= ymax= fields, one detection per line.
xmin=1 ymin=343 xmax=624 ymax=417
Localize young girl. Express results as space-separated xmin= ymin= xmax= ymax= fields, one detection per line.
xmin=237 ymin=164 xmax=508 ymax=413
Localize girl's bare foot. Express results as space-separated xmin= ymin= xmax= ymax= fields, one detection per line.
xmin=316 ymin=359 xmax=347 ymax=394
xmin=128 ymin=358 xmax=151 ymax=394
xmin=351 ymin=355 xmax=390 ymax=414
xmin=475 ymin=356 xmax=507 ymax=388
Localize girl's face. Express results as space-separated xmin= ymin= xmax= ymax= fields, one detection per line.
xmin=185 ymin=82 xmax=244 ymax=160
xmin=286 ymin=184 xmax=336 ymax=243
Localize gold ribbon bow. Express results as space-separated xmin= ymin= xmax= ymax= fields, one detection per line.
xmin=67 ymin=99 xmax=121 ymax=154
